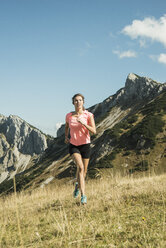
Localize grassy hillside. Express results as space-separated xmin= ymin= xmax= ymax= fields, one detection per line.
xmin=0 ymin=172 xmax=166 ymax=247
xmin=93 ymin=91 xmax=166 ymax=175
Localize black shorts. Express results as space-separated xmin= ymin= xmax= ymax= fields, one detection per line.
xmin=69 ymin=143 xmax=91 ymax=159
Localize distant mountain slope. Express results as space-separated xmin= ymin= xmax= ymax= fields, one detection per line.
xmin=90 ymin=90 xmax=166 ymax=175
xmin=0 ymin=73 xmax=166 ymax=194
xmin=0 ymin=115 xmax=52 ymax=184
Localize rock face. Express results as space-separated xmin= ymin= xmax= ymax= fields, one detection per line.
xmin=89 ymin=73 xmax=166 ymax=117
xmin=0 ymin=115 xmax=48 ymax=182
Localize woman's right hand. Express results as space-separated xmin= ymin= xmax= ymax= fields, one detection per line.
xmin=65 ymin=137 xmax=70 ymax=144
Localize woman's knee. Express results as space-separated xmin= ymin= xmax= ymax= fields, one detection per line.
xmin=84 ymin=168 xmax=87 ymax=175
xmin=72 ymin=153 xmax=84 ymax=173
xmin=79 ymin=164 xmax=84 ymax=174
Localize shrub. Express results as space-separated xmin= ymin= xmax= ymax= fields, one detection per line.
xmin=123 ymin=151 xmax=131 ymax=156
xmin=127 ymin=115 xmax=138 ymax=124
xmin=141 ymin=91 xmax=166 ymax=115
xmin=95 ymin=161 xmax=113 ymax=169
xmin=119 ymin=114 xmax=165 ymax=149
xmin=129 ymin=160 xmax=149 ymax=174
xmin=95 ymin=150 xmax=117 ymax=169
xmin=104 ymin=128 xmax=120 ymax=143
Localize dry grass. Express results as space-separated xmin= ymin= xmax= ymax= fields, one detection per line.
xmin=0 ymin=172 xmax=166 ymax=247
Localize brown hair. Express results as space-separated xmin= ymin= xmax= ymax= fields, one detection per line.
xmin=72 ymin=93 xmax=85 ymax=110
xmin=72 ymin=93 xmax=85 ymax=104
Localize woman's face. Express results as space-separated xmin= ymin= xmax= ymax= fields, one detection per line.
xmin=73 ymin=96 xmax=84 ymax=109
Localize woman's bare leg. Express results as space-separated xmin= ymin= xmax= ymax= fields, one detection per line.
xmin=82 ymin=158 xmax=90 ymax=179
xmin=73 ymin=156 xmax=80 ymax=187
xmin=72 ymin=153 xmax=85 ymax=195
xmin=75 ymin=157 xmax=90 ymax=181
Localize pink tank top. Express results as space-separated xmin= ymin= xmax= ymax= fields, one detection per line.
xmin=66 ymin=110 xmax=93 ymax=146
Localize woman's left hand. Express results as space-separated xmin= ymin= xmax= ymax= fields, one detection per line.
xmin=77 ymin=117 xmax=86 ymax=126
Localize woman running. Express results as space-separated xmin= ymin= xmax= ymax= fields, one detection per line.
xmin=65 ymin=93 xmax=96 ymax=205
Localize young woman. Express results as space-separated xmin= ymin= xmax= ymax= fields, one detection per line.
xmin=65 ymin=93 xmax=96 ymax=205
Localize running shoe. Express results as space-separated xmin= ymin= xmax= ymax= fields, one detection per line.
xmin=73 ymin=182 xmax=79 ymax=198
xmin=81 ymin=195 xmax=87 ymax=205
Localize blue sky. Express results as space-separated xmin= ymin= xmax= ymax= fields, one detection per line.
xmin=0 ymin=0 xmax=166 ymax=136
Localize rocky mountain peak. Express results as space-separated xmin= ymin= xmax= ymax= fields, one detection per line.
xmin=127 ymin=73 xmax=138 ymax=81
xmin=126 ymin=72 xmax=165 ymax=91
xmin=2 ymin=115 xmax=48 ymax=155
xmin=94 ymin=73 xmax=166 ymax=114
xmin=0 ymin=114 xmax=49 ymax=183
xmin=124 ymin=73 xmax=164 ymax=101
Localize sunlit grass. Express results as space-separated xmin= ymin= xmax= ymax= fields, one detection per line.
xmin=0 ymin=172 xmax=166 ymax=247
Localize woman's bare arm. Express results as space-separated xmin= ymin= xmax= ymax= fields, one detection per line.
xmin=65 ymin=122 xmax=70 ymax=143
